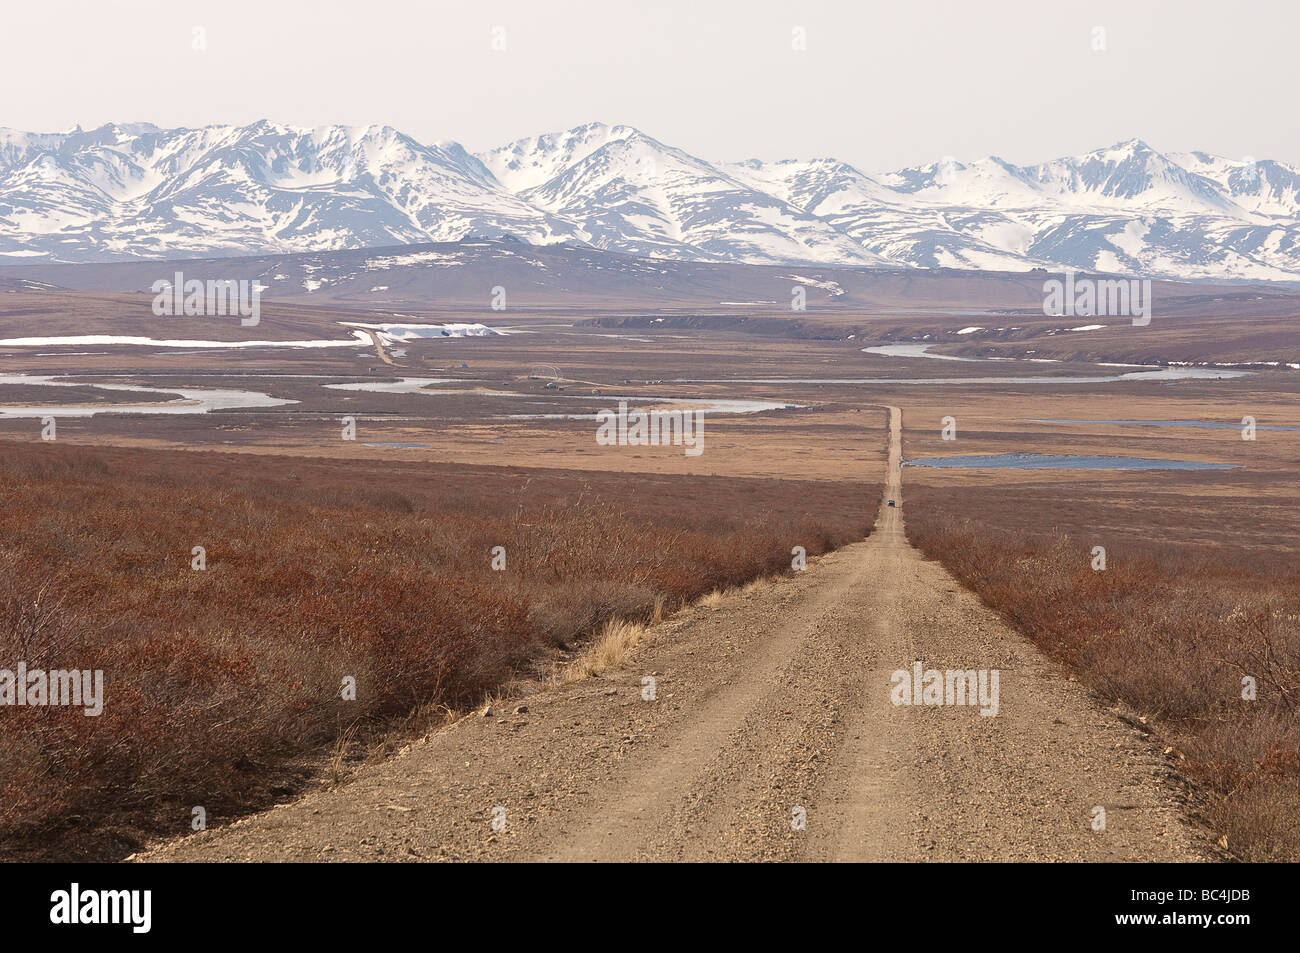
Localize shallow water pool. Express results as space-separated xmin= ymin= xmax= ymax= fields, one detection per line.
xmin=903 ymin=452 xmax=1239 ymax=471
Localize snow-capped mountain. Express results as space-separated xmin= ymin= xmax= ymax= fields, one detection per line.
xmin=492 ymin=123 xmax=884 ymax=265
xmin=2 ymin=121 xmax=1299 ymax=281
xmin=719 ymin=138 xmax=1300 ymax=279
xmin=479 ymin=121 xmax=637 ymax=193
xmin=0 ymin=121 xmax=581 ymax=262
xmin=1171 ymin=150 xmax=1300 ymax=219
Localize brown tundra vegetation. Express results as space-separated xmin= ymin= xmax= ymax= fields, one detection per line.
xmin=0 ymin=440 xmax=872 ymax=861
xmin=907 ymin=483 xmax=1300 ymax=862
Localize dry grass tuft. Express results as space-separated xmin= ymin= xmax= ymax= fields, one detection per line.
xmin=327 ymin=724 xmax=360 ymax=787
xmin=560 ymin=618 xmax=649 ymax=683
xmin=695 ymin=590 xmax=725 ymax=609
xmin=742 ymin=575 xmax=778 ymax=596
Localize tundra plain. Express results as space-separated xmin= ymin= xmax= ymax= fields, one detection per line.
xmin=0 ymin=272 xmax=1296 ymax=861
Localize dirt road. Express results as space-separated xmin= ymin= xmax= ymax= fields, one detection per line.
xmin=360 ymin=328 xmax=397 ymax=366
xmin=140 ymin=407 xmax=1210 ymax=862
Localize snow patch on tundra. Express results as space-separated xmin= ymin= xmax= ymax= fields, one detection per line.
xmin=340 ymin=322 xmax=506 ymax=344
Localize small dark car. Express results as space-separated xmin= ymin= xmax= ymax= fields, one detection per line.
xmin=887 ymin=499 xmax=896 ymax=507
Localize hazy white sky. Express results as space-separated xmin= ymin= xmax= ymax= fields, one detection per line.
xmin=4 ymin=0 xmax=1295 ymax=169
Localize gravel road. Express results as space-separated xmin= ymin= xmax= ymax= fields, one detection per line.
xmin=139 ymin=407 xmax=1211 ymax=862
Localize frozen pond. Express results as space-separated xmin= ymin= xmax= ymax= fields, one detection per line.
xmin=324 ymin=378 xmax=462 ymax=394
xmin=682 ymin=366 xmax=1247 ymax=386
xmin=504 ymin=396 xmax=803 ymax=420
xmin=904 ymin=452 xmax=1239 ymax=471
xmin=1034 ymin=418 xmax=1300 ymax=432
xmin=0 ymin=373 xmax=296 ymax=418
xmin=861 ymin=344 xmax=983 ymax=362
xmin=855 ymin=343 xmax=1250 ymax=383
xmin=0 ymin=373 xmax=803 ymax=420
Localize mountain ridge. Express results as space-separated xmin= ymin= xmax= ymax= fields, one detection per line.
xmin=2 ymin=120 xmax=1298 ymax=280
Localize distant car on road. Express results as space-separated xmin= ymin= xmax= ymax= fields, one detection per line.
xmin=887 ymin=499 xmax=896 ymax=507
